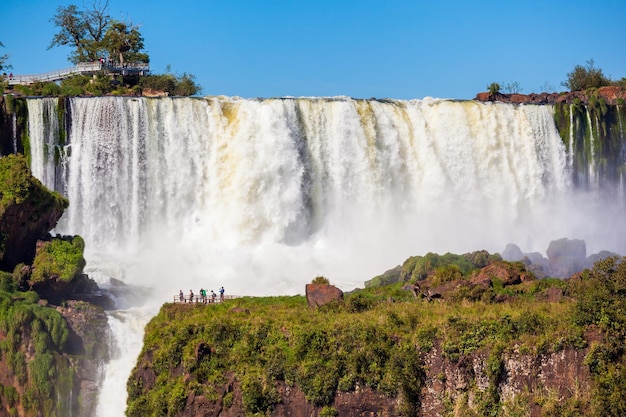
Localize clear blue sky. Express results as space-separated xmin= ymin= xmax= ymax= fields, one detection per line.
xmin=1 ymin=0 xmax=625 ymax=99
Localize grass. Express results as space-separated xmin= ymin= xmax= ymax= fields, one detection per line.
xmin=128 ymin=276 xmax=596 ymax=416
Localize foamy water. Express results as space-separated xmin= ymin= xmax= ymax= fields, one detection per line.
xmin=26 ymin=96 xmax=626 ymax=416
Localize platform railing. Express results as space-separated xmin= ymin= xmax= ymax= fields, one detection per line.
xmin=5 ymin=61 xmax=150 ymax=85
xmin=173 ymin=294 xmax=238 ymax=304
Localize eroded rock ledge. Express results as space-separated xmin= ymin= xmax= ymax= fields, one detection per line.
xmin=475 ymin=85 xmax=626 ymax=105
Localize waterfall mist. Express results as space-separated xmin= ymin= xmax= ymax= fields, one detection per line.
xmin=26 ymin=96 xmax=626 ymax=416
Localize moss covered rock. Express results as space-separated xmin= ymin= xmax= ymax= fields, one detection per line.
xmin=0 ymin=154 xmax=68 ymax=272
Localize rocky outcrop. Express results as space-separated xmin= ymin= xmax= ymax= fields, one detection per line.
xmin=475 ymin=86 xmax=626 ymax=105
xmin=305 ymin=283 xmax=344 ymax=307
xmin=502 ymin=238 xmax=618 ymax=279
xmin=0 ymin=153 xmax=112 ymax=417
xmin=0 ymin=154 xmax=68 ymax=271
xmin=131 ymin=337 xmax=593 ymax=417
xmin=57 ymin=300 xmax=110 ymax=416
xmin=470 ymin=261 xmax=530 ymax=287
xmin=421 ymin=343 xmax=591 ymax=416
xmin=546 ymin=238 xmax=587 ymax=278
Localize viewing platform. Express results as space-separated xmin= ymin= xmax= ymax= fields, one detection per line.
xmin=5 ymin=61 xmax=150 ymax=86
xmin=173 ymin=294 xmax=239 ymax=304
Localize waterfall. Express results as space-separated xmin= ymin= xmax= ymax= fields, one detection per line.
xmin=26 ymin=96 xmax=626 ymax=416
xmin=585 ymin=109 xmax=597 ymax=190
xmin=12 ymin=112 xmax=17 ymax=154
xmin=28 ymin=97 xmax=64 ymax=191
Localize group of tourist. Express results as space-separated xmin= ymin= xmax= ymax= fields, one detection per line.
xmin=178 ymin=286 xmax=225 ymax=304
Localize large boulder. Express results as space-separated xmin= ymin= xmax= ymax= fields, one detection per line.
xmin=305 ymin=283 xmax=343 ymax=308
xmin=546 ymin=238 xmax=587 ymax=278
xmin=502 ymin=243 xmax=524 ymax=261
xmin=470 ymin=261 xmax=530 ymax=287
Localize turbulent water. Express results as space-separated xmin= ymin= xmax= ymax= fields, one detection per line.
xmin=26 ymin=96 xmax=626 ymax=416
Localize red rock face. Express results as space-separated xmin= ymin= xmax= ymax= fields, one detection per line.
xmin=0 ymin=199 xmax=65 ymax=271
xmin=305 ymin=284 xmax=344 ymax=308
xmin=421 ymin=343 xmax=591 ymax=416
xmin=131 ymin=342 xmax=592 ymax=416
xmin=475 ymin=88 xmax=626 ymax=105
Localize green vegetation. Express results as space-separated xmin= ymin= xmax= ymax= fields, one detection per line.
xmin=572 ymin=257 xmax=626 ymax=416
xmin=139 ymin=72 xmax=202 ymax=96
xmin=311 ymin=276 xmax=330 ymax=285
xmin=562 ymin=59 xmax=612 ymax=92
xmin=3 ymin=3 xmax=201 ymax=96
xmin=0 ymin=41 xmax=11 ymax=72
xmin=366 ymin=250 xmax=499 ymax=288
xmin=401 ymin=250 xmax=500 ymax=283
xmin=553 ymin=101 xmax=626 ymax=187
xmin=0 ymin=270 xmax=73 ymax=416
xmin=49 ymin=2 xmax=147 ymax=65
xmin=128 ymin=255 xmax=626 ymax=416
xmin=487 ymin=82 xmax=501 ymax=96
xmin=0 ymin=154 xmax=68 ymax=215
xmin=7 ymin=69 xmax=201 ymax=98
xmin=30 ymin=236 xmax=86 ymax=284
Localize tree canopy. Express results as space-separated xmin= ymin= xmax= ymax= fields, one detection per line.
xmin=0 ymin=41 xmax=11 ymax=72
xmin=562 ymin=59 xmax=612 ymax=91
xmin=48 ymin=1 xmax=149 ymax=65
xmin=103 ymin=20 xmax=149 ymax=67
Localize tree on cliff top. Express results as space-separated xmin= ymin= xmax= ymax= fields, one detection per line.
xmin=48 ymin=1 xmax=149 ymax=65
xmin=48 ymin=1 xmax=110 ymax=63
xmin=103 ymin=20 xmax=149 ymax=67
xmin=0 ymin=41 xmax=11 ymax=72
xmin=562 ymin=59 xmax=612 ymax=91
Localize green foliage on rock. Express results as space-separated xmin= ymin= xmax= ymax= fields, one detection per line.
xmin=128 ymin=257 xmax=606 ymax=416
xmin=0 ymin=154 xmax=68 ymax=214
xmin=30 ymin=236 xmax=86 ymax=284
xmin=570 ymin=256 xmax=626 ymax=416
xmin=139 ymin=72 xmax=202 ymax=96
xmin=13 ymin=71 xmax=203 ymax=97
xmin=0 ymin=283 xmax=71 ymax=416
xmin=0 ymin=153 xmax=33 ymax=208
xmin=311 ymin=276 xmax=330 ymax=285
xmin=553 ymin=103 xmax=626 ymax=187
xmin=562 ymin=59 xmax=612 ymax=92
xmin=487 ymin=82 xmax=501 ymax=96
xmin=398 ymin=250 xmax=500 ymax=283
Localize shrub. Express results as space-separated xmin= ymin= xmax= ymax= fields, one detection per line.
xmin=319 ymin=406 xmax=339 ymax=417
xmin=30 ymin=236 xmax=86 ymax=283
xmin=487 ymin=82 xmax=501 ymax=95
xmin=311 ymin=275 xmax=330 ymax=285
xmin=562 ymin=59 xmax=612 ymax=91
xmin=173 ymin=73 xmax=201 ymax=96
xmin=241 ymin=372 xmax=279 ymax=413
xmin=41 ymin=83 xmax=62 ymax=97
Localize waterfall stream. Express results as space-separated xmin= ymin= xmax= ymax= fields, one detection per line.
xmin=26 ymin=96 xmax=626 ymax=416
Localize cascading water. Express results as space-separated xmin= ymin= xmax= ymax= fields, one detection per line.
xmin=26 ymin=96 xmax=626 ymax=416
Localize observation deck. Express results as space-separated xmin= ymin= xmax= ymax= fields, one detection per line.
xmin=5 ymin=61 xmax=150 ymax=85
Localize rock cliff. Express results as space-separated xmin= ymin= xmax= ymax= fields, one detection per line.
xmin=0 ymin=153 xmax=111 ymax=417
xmin=475 ymin=85 xmax=626 ymax=105
xmin=128 ymin=256 xmax=624 ymax=416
